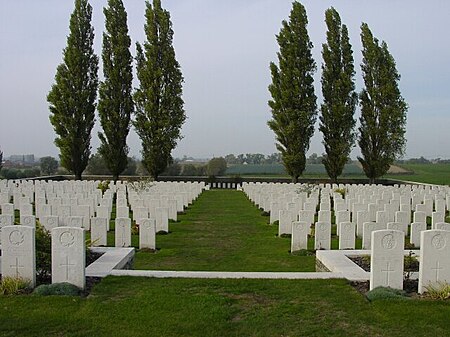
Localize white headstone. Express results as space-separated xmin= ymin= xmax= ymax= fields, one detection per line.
xmin=432 ymin=212 xmax=445 ymax=229
xmin=318 ymin=210 xmax=331 ymax=224
xmin=67 ymin=216 xmax=83 ymax=228
xmin=20 ymin=215 xmax=36 ymax=228
xmin=410 ymin=222 xmax=427 ymax=248
xmin=116 ymin=206 xmax=129 ymax=219
xmin=51 ymin=227 xmax=85 ymax=289
xmin=362 ymin=222 xmax=383 ymax=250
xmin=413 ymin=211 xmax=427 ymax=224
xmin=41 ymin=215 xmax=59 ymax=231
xmin=90 ymin=217 xmax=108 ymax=246
xmin=339 ymin=222 xmax=355 ymax=250
xmin=291 ymin=221 xmax=309 ymax=252
xmin=370 ymin=229 xmax=404 ymax=290
xmin=314 ymin=222 xmax=331 ymax=250
xmin=156 ymin=207 xmax=169 ymax=233
xmin=1 ymin=225 xmax=36 ymax=287
xmin=115 ymin=217 xmax=131 ymax=247
xmin=418 ymin=230 xmax=450 ymax=294
xmin=139 ymin=218 xmax=156 ymax=250
xmin=279 ymin=210 xmax=293 ymax=235
xmin=299 ymin=210 xmax=314 ymax=225
xmin=435 ymin=222 xmax=450 ymax=231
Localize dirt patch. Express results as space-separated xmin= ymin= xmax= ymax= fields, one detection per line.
xmin=355 ymin=162 xmax=413 ymax=174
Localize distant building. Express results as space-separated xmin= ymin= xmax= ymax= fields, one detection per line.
xmin=8 ymin=154 xmax=35 ymax=164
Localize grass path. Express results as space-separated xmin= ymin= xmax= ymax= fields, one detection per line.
xmin=133 ymin=190 xmax=316 ymax=272
xmin=1 ymin=277 xmax=450 ymax=336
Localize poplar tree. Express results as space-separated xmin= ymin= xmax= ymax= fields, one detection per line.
xmin=268 ymin=1 xmax=317 ymax=183
xmin=98 ymin=0 xmax=133 ymax=182
xmin=358 ymin=23 xmax=407 ymax=184
xmin=134 ymin=0 xmax=185 ymax=179
xmin=319 ymin=7 xmax=357 ymax=183
xmin=47 ymin=0 xmax=98 ymax=180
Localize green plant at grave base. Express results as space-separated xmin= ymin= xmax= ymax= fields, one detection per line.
xmin=424 ymin=282 xmax=450 ymax=300
xmin=295 ymin=184 xmax=318 ymax=195
xmin=131 ymin=222 xmax=139 ymax=235
xmin=35 ymin=221 xmax=52 ymax=284
xmin=0 ymin=277 xmax=32 ymax=295
xmin=366 ymin=286 xmax=410 ymax=302
xmin=97 ymin=180 xmax=110 ymax=193
xmin=334 ymin=188 xmax=346 ymax=198
xmin=129 ymin=177 xmax=155 ymax=193
xmin=33 ymin=283 xmax=81 ymax=296
xmin=403 ymin=251 xmax=419 ymax=281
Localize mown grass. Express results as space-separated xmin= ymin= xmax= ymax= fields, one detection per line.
xmin=1 ymin=277 xmax=449 ymax=337
xmin=131 ymin=190 xmax=316 ymax=272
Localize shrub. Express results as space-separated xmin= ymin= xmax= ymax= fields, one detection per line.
xmin=366 ymin=287 xmax=410 ymax=302
xmin=97 ymin=180 xmax=110 ymax=193
xmin=0 ymin=277 xmax=32 ymax=295
xmin=33 ymin=283 xmax=81 ymax=296
xmin=35 ymin=221 xmax=52 ymax=284
xmin=424 ymin=282 xmax=450 ymax=300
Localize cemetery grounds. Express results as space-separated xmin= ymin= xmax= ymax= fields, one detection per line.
xmin=1 ymin=188 xmax=450 ymax=336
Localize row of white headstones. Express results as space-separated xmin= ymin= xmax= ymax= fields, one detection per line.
xmin=243 ymin=182 xmax=450 ymax=293
xmin=0 ymin=180 xmax=206 ymax=248
xmin=0 ymin=180 xmax=207 ymax=290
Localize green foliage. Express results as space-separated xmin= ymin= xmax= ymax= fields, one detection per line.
xmin=98 ymin=0 xmax=134 ymax=182
xmin=97 ymin=180 xmax=110 ymax=193
xmin=122 ymin=157 xmax=138 ymax=176
xmin=334 ymin=188 xmax=346 ymax=198
xmin=366 ymin=287 xmax=410 ymax=302
xmin=320 ymin=7 xmax=357 ymax=182
xmin=162 ymin=162 xmax=182 ymax=176
xmin=268 ymin=1 xmax=317 ymax=182
xmin=35 ymin=221 xmax=52 ymax=284
xmin=206 ymin=157 xmax=227 ymax=177
xmin=424 ymin=282 xmax=450 ymax=300
xmin=85 ymin=152 xmax=111 ymax=175
xmin=47 ymin=0 xmax=99 ymax=180
xmin=33 ymin=283 xmax=81 ymax=296
xmin=358 ymin=23 xmax=408 ymax=184
xmin=40 ymin=156 xmax=58 ymax=175
xmin=134 ymin=0 xmax=186 ymax=179
xmin=0 ymin=167 xmax=40 ymax=180
xmin=0 ymin=277 xmax=31 ymax=295
xmin=181 ymin=164 xmax=205 ymax=176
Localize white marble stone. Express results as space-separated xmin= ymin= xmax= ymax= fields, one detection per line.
xmin=115 ymin=217 xmax=131 ymax=247
xmin=318 ymin=210 xmax=331 ymax=224
xmin=41 ymin=215 xmax=59 ymax=231
xmin=435 ymin=222 xmax=450 ymax=231
xmin=1 ymin=225 xmax=36 ymax=287
xmin=362 ymin=222 xmax=383 ymax=250
xmin=410 ymin=222 xmax=427 ymax=248
xmin=91 ymin=217 xmax=108 ymax=246
xmin=432 ymin=212 xmax=445 ymax=229
xmin=298 ymin=210 xmax=314 ymax=225
xmin=116 ymin=206 xmax=129 ymax=219
xmin=356 ymin=210 xmax=370 ymax=237
xmin=279 ymin=210 xmax=293 ymax=236
xmin=338 ymin=222 xmax=355 ymax=250
xmin=156 ymin=207 xmax=169 ymax=233
xmin=67 ymin=216 xmax=83 ymax=228
xmin=1 ymin=203 xmax=14 ymax=215
xmin=370 ymin=229 xmax=404 ymax=290
xmin=139 ymin=218 xmax=156 ymax=250
xmin=314 ymin=222 xmax=331 ymax=250
xmin=413 ymin=211 xmax=427 ymax=224
xmin=418 ymin=230 xmax=450 ymax=294
xmin=291 ymin=221 xmax=309 ymax=252
xmin=51 ymin=227 xmax=85 ymax=289
xmin=20 ymin=215 xmax=36 ymax=228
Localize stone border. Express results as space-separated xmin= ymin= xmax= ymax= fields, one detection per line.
xmin=109 ymin=269 xmax=344 ymax=279
xmin=85 ymin=247 xmax=135 ymax=278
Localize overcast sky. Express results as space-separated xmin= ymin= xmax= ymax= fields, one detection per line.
xmin=1 ymin=0 xmax=449 ymax=160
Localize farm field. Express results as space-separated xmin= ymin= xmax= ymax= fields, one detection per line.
xmin=225 ymin=163 xmax=450 ymax=185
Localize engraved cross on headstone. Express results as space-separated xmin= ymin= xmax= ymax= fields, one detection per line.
xmin=60 ymin=256 xmax=75 ymax=280
xmin=10 ymin=257 xmax=24 ymax=277
xmin=381 ymin=261 xmax=394 ymax=285
xmin=431 ymin=261 xmax=443 ymax=282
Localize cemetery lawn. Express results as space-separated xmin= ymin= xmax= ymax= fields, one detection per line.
xmin=1 ymin=277 xmax=450 ymax=337
xmin=130 ymin=190 xmax=318 ymax=272
xmin=385 ymin=163 xmax=450 ymax=185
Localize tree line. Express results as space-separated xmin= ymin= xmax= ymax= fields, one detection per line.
xmin=46 ymin=0 xmax=407 ymax=184
xmin=48 ymin=0 xmax=184 ymax=181
xmin=268 ymin=4 xmax=407 ymax=183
